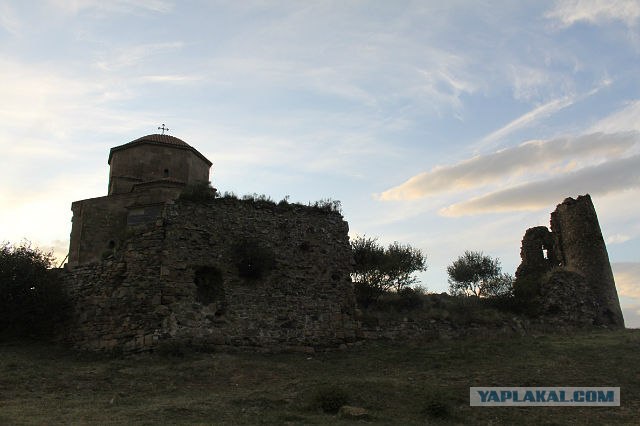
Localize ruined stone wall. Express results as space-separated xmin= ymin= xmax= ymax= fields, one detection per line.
xmin=62 ymin=226 xmax=167 ymax=351
xmin=159 ymin=200 xmax=357 ymax=349
xmin=550 ymin=195 xmax=624 ymax=327
xmin=69 ymin=188 xmax=183 ymax=266
xmin=62 ymin=199 xmax=357 ymax=352
xmin=515 ymin=195 xmax=625 ymax=328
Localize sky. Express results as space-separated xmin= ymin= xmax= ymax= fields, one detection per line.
xmin=1 ymin=0 xmax=639 ymax=326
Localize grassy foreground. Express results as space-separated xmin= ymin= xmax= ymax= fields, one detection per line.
xmin=1 ymin=329 xmax=638 ymax=425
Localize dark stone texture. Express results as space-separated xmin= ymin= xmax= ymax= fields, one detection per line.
xmin=515 ymin=194 xmax=625 ymax=328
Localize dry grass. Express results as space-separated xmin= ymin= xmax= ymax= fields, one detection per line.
xmin=1 ymin=329 xmax=639 ymax=425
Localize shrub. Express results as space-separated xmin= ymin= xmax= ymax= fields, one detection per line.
xmin=0 ymin=241 xmax=69 ymax=338
xmin=353 ymin=281 xmax=384 ymax=308
xmin=396 ymin=287 xmax=425 ymax=310
xmin=422 ymin=392 xmax=454 ymax=420
xmin=313 ymin=385 xmax=349 ymax=414
xmin=178 ymin=181 xmax=216 ymax=203
xmin=306 ymin=198 xmax=343 ymax=215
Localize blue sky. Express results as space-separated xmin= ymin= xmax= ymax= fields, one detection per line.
xmin=1 ymin=0 xmax=639 ymax=326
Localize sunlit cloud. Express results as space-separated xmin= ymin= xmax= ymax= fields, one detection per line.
xmin=379 ymin=132 xmax=639 ymax=201
xmin=612 ymin=262 xmax=640 ymax=299
xmin=440 ymin=154 xmax=640 ymax=216
xmin=606 ymin=234 xmax=632 ymax=245
xmin=546 ymin=0 xmax=640 ymax=28
xmin=589 ymin=100 xmax=640 ymax=134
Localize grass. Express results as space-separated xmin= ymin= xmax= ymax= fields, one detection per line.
xmin=0 ymin=329 xmax=638 ymax=425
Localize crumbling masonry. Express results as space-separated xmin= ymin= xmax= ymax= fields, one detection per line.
xmin=515 ymin=195 xmax=625 ymax=328
xmin=62 ymin=134 xmax=357 ymax=352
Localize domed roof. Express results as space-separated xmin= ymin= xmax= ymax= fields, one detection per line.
xmin=108 ymin=134 xmax=212 ymax=166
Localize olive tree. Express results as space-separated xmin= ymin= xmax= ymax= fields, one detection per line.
xmin=447 ymin=250 xmax=513 ymax=297
xmin=351 ymin=236 xmax=427 ymax=303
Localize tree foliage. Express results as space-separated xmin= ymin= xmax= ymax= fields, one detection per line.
xmin=351 ymin=236 xmax=427 ymax=302
xmin=447 ymin=250 xmax=513 ymax=298
xmin=0 ymin=241 xmax=68 ymax=337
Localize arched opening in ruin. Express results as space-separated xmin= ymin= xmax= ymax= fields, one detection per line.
xmin=542 ymin=248 xmax=548 ymax=260
xmin=163 ymin=168 xmax=170 ymax=177
xmin=194 ymin=266 xmax=226 ymax=314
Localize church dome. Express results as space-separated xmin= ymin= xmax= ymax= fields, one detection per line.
xmin=108 ymin=134 xmax=211 ymax=166
xmin=107 ymin=133 xmax=212 ymax=195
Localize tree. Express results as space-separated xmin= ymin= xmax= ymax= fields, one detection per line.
xmin=0 ymin=241 xmax=68 ymax=337
xmin=351 ymin=236 xmax=427 ymax=300
xmin=447 ymin=250 xmax=513 ymax=297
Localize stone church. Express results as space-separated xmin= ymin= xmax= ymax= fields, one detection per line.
xmin=63 ymin=133 xmax=357 ymax=352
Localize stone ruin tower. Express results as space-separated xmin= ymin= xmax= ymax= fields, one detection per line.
xmin=515 ymin=194 xmax=624 ymax=328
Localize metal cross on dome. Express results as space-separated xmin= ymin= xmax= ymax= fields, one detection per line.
xmin=158 ymin=124 xmax=170 ymax=134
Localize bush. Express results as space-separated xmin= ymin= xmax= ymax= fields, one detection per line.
xmin=0 ymin=241 xmax=69 ymax=337
xmin=422 ymin=391 xmax=455 ymax=420
xmin=178 ymin=181 xmax=216 ymax=203
xmin=308 ymin=198 xmax=342 ymax=215
xmin=313 ymin=385 xmax=349 ymax=414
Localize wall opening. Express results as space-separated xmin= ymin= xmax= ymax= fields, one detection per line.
xmin=194 ymin=266 xmax=225 ymax=312
xmin=542 ymin=248 xmax=548 ymax=260
xmin=163 ymin=168 xmax=169 ymax=177
xmin=234 ymin=239 xmax=275 ymax=281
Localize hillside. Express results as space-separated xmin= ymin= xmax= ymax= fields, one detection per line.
xmin=1 ymin=329 xmax=638 ymax=425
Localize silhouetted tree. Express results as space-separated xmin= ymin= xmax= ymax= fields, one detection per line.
xmin=351 ymin=236 xmax=427 ymax=305
xmin=447 ymin=250 xmax=513 ymax=297
xmin=0 ymin=241 xmax=68 ymax=337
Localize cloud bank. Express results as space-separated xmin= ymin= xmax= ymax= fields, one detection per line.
xmin=440 ymin=154 xmax=640 ymax=216
xmin=547 ymin=0 xmax=640 ymax=28
xmin=379 ymin=132 xmax=639 ymax=201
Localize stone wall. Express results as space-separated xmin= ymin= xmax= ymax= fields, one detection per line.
xmin=550 ymin=195 xmax=624 ymax=327
xmin=62 ymin=198 xmax=357 ymax=352
xmin=515 ymin=194 xmax=625 ymax=328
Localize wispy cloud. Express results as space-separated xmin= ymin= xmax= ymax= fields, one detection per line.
xmin=547 ymin=0 xmax=640 ymax=28
xmin=379 ymin=132 xmax=639 ymax=201
xmin=140 ymin=74 xmax=202 ymax=84
xmin=0 ymin=1 xmax=21 ymax=35
xmin=477 ymin=78 xmax=613 ymax=149
xmin=48 ymin=0 xmax=173 ymax=15
xmin=440 ymin=154 xmax=640 ymax=216
xmin=95 ymin=42 xmax=184 ymax=71
xmin=478 ymin=96 xmax=575 ymax=148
